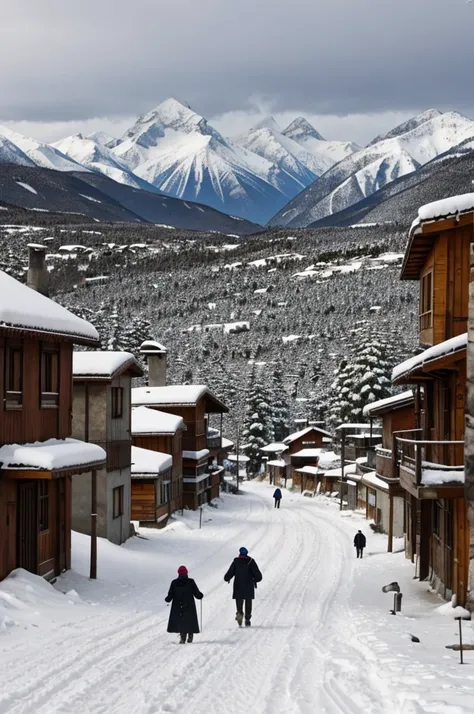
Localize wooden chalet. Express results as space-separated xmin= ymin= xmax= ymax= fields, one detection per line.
xmin=131 ymin=406 xmax=185 ymax=524
xmin=362 ymin=391 xmax=415 ymax=551
xmin=391 ymin=199 xmax=473 ymax=605
xmin=72 ymin=351 xmax=143 ymax=545
xmin=0 ymin=253 xmax=106 ymax=582
xmin=130 ymin=446 xmax=173 ymax=526
xmin=131 ymin=385 xmax=228 ymax=510
xmin=283 ymin=426 xmax=332 ymax=483
xmin=261 ymin=442 xmax=288 ymax=485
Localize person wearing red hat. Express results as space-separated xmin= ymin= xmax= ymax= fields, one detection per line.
xmin=165 ymin=566 xmax=203 ymax=644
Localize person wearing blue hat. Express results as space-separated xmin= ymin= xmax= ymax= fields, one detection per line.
xmin=224 ymin=547 xmax=262 ymax=627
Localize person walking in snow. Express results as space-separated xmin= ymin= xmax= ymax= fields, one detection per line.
xmin=165 ymin=565 xmax=203 ymax=644
xmin=273 ymin=487 xmax=282 ymax=508
xmin=224 ymin=547 xmax=262 ymax=627
xmin=354 ymin=530 xmax=366 ymax=558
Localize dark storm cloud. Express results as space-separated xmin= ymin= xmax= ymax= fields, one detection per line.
xmin=1 ymin=0 xmax=472 ymax=123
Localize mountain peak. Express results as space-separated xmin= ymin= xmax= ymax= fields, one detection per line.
xmin=251 ymin=116 xmax=282 ymax=133
xmin=282 ymin=117 xmax=325 ymax=142
xmin=367 ymin=109 xmax=444 ymax=146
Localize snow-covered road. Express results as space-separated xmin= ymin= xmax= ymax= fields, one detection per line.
xmin=0 ymin=483 xmax=473 ymax=714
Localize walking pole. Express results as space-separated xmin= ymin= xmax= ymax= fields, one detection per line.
xmin=200 ymin=599 xmax=203 ymax=632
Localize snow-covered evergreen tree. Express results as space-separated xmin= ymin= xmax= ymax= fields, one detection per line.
xmin=242 ymin=368 xmax=274 ymax=475
xmin=271 ymin=364 xmax=290 ymax=441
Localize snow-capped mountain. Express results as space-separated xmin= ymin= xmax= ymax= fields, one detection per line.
xmin=0 ymin=136 xmax=35 ymax=167
xmin=86 ymin=131 xmax=121 ymax=150
xmin=111 ymin=99 xmax=293 ymax=224
xmin=367 ymin=109 xmax=442 ymax=146
xmin=52 ymin=134 xmax=162 ymax=193
xmin=282 ymin=117 xmax=360 ymax=165
xmin=0 ymin=125 xmax=88 ymax=172
xmin=270 ymin=110 xmax=474 ymax=227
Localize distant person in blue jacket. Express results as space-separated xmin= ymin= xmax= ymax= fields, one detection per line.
xmin=273 ymin=487 xmax=282 ymax=508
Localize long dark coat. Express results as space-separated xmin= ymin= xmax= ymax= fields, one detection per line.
xmin=224 ymin=556 xmax=262 ymax=600
xmin=354 ymin=532 xmax=366 ymax=548
xmin=273 ymin=488 xmax=282 ymax=499
xmin=165 ymin=577 xmax=203 ymax=633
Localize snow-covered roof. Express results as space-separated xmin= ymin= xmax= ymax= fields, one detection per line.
xmin=324 ymin=463 xmax=357 ymax=478
xmin=73 ymin=351 xmax=142 ymax=380
xmin=335 ymin=423 xmax=373 ymax=431
xmin=221 ymin=437 xmax=234 ymax=450
xmin=227 ymin=454 xmax=251 ymax=463
xmin=363 ymin=390 xmax=414 ymax=417
xmin=261 ymin=442 xmax=288 ymax=453
xmin=182 ymin=449 xmax=209 ymax=461
xmin=416 ymin=193 xmax=474 ymax=227
xmin=267 ymin=458 xmax=286 ymax=468
xmin=0 ymin=270 xmax=99 ymax=345
xmin=139 ymin=340 xmax=167 ymax=354
xmin=392 ymin=334 xmax=467 ymax=382
xmin=361 ymin=471 xmax=389 ymax=492
xmin=131 ymin=407 xmax=184 ymax=435
xmin=131 ymin=445 xmax=172 ymax=478
xmin=283 ymin=425 xmax=332 ymax=444
xmin=131 ymin=385 xmax=228 ymax=412
xmin=295 ymin=465 xmax=319 ymax=476
xmin=291 ymin=448 xmax=324 ymax=459
xmin=317 ymin=451 xmax=340 ymax=468
xmin=0 ymin=438 xmax=106 ymax=471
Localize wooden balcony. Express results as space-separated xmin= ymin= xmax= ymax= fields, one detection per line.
xmin=395 ymin=434 xmax=464 ymax=499
xmin=375 ymin=447 xmax=395 ymax=481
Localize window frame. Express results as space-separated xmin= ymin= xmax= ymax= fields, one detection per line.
xmin=419 ymin=270 xmax=433 ymax=331
xmin=39 ymin=481 xmax=49 ymax=532
xmin=40 ymin=343 xmax=60 ymax=409
xmin=4 ymin=339 xmax=23 ymax=410
xmin=111 ymin=387 xmax=124 ymax=420
xmin=112 ymin=485 xmax=124 ymax=519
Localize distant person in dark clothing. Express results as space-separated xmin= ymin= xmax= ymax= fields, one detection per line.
xmin=354 ymin=530 xmax=366 ymax=558
xmin=165 ymin=565 xmax=203 ymax=643
xmin=224 ymin=547 xmax=262 ymax=627
xmin=273 ymin=487 xmax=282 ymax=508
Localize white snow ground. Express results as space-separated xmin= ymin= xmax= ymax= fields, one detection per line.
xmin=0 ymin=483 xmax=473 ymax=713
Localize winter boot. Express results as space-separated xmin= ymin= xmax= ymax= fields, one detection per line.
xmin=245 ymin=620 xmax=251 ymax=627
xmin=235 ymin=612 xmax=243 ymax=627
xmin=187 ymin=634 xmax=193 ymax=643
xmin=179 ymin=634 xmax=186 ymax=644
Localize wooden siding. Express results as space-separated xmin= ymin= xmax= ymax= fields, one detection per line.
xmin=131 ymin=480 xmax=156 ymax=522
xmin=0 ymin=338 xmax=72 ymax=444
xmin=149 ymin=400 xmax=207 ymax=451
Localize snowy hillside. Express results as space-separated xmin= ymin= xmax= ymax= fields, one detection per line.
xmin=270 ymin=110 xmax=474 ymax=227
xmin=0 ymin=125 xmax=88 ymax=172
xmin=53 ymin=134 xmax=162 ymax=193
xmin=282 ymin=116 xmax=360 ymax=165
xmin=0 ymin=136 xmax=35 ymax=167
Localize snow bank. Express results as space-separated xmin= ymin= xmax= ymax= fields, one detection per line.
xmin=0 ymin=438 xmax=106 ymax=471
xmin=392 ymin=334 xmax=467 ymax=381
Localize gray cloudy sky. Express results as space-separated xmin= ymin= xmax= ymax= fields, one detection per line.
xmin=1 ymin=0 xmax=473 ymax=144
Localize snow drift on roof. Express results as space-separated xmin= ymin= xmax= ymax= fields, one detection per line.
xmin=392 ymin=334 xmax=467 ymax=382
xmin=131 ymin=445 xmax=172 ymax=476
xmin=139 ymin=340 xmax=167 ymax=354
xmin=131 ymin=407 xmax=184 ymax=435
xmin=267 ymin=458 xmax=286 ymax=468
xmin=363 ymin=390 xmax=414 ymax=416
xmin=183 ymin=449 xmax=210 ymax=461
xmin=73 ymin=351 xmax=140 ymax=378
xmin=261 ymin=442 xmax=288 ymax=453
xmin=283 ymin=426 xmax=332 ymax=444
xmin=0 ymin=271 xmax=99 ymax=343
xmin=324 ymin=464 xmax=357 ymax=478
xmin=0 ymin=439 xmax=106 ymax=471
xmin=417 ymin=192 xmax=474 ymax=224
xmin=291 ymin=448 xmax=325 ymax=459
xmin=422 ymin=467 xmax=464 ymax=486
xmin=132 ymin=385 xmax=208 ymax=406
xmin=361 ymin=471 xmax=389 ymax=492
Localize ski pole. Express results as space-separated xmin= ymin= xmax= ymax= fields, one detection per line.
xmin=200 ymin=599 xmax=203 ymax=632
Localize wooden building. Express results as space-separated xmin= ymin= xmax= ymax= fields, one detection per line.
xmin=362 ymin=391 xmax=415 ymax=551
xmin=131 ymin=385 xmax=228 ymax=510
xmin=261 ymin=442 xmax=288 ymax=485
xmin=282 ymin=426 xmax=332 ymax=482
xmin=72 ymin=351 xmax=143 ymax=545
xmin=0 ymin=261 xmax=105 ymax=582
xmin=131 ymin=406 xmax=185 ymax=522
xmin=392 ymin=201 xmax=473 ymax=606
xmin=130 ymin=446 xmax=173 ymax=526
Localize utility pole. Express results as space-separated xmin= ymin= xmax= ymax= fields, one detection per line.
xmin=90 ymin=469 xmax=97 ymax=579
xmin=236 ymin=423 xmax=240 ymax=493
xmin=339 ymin=430 xmax=345 ymax=512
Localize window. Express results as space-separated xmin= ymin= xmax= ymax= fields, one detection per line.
xmin=161 ymin=481 xmax=170 ymax=505
xmin=4 ymin=340 xmax=23 ymax=408
xmin=113 ymin=486 xmax=124 ymax=519
xmin=111 ymin=387 xmax=124 ymax=419
xmin=39 ymin=481 xmax=49 ymax=532
xmin=420 ymin=271 xmax=433 ymax=330
xmin=40 ymin=345 xmax=59 ymax=407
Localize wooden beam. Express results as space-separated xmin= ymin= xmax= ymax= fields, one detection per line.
xmin=90 ymin=469 xmax=97 ymax=580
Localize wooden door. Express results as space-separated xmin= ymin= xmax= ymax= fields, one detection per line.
xmin=17 ymin=481 xmax=38 ymax=574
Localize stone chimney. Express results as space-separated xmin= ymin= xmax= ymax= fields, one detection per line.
xmin=27 ymin=244 xmax=49 ymax=296
xmin=139 ymin=340 xmax=167 ymax=387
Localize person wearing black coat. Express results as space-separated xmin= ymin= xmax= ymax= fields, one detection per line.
xmin=354 ymin=530 xmax=366 ymax=558
xmin=273 ymin=487 xmax=282 ymax=508
xmin=165 ymin=565 xmax=203 ymax=643
xmin=224 ymin=547 xmax=262 ymax=627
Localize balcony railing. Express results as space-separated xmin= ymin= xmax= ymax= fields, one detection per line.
xmin=374 ymin=447 xmax=394 ymax=480
xmin=395 ymin=433 xmax=464 ymax=486
xmin=207 ymin=434 xmax=222 ymax=450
